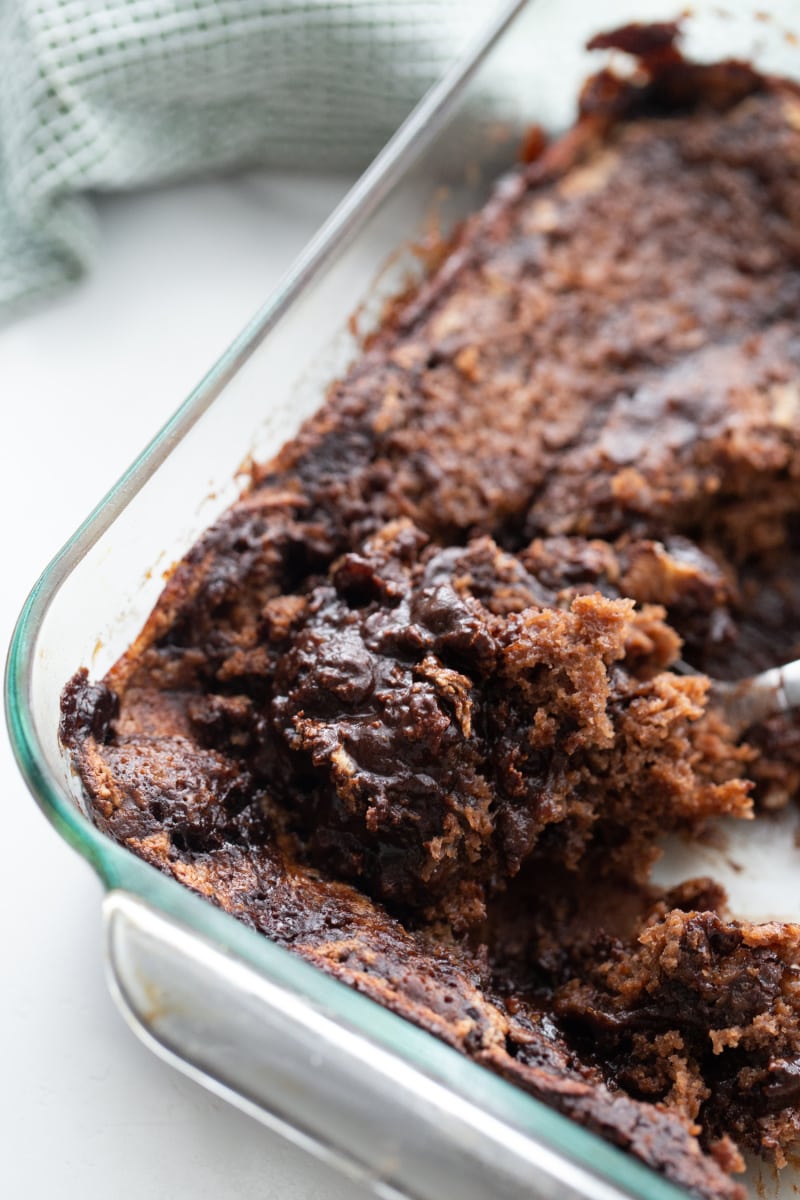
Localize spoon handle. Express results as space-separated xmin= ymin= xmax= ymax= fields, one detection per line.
xmin=779 ymin=658 xmax=800 ymax=713
xmin=712 ymin=659 xmax=800 ymax=733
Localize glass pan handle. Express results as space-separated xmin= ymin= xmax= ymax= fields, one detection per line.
xmin=104 ymin=890 xmax=625 ymax=1200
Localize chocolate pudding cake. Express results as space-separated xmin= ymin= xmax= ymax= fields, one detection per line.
xmin=61 ymin=23 xmax=800 ymax=1199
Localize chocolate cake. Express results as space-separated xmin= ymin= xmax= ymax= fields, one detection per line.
xmin=61 ymin=23 xmax=800 ymax=1200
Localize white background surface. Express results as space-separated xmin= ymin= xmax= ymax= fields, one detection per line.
xmin=0 ymin=171 xmax=387 ymax=1199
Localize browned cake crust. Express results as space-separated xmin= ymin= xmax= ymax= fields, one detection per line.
xmin=61 ymin=23 xmax=800 ymax=1200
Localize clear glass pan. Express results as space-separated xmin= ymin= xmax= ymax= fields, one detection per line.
xmin=7 ymin=3 xmax=800 ymax=1197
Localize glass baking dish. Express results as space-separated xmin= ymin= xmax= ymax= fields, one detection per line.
xmin=7 ymin=2 xmax=800 ymax=1198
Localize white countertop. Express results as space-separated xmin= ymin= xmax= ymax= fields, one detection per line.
xmin=1 ymin=171 xmax=380 ymax=1199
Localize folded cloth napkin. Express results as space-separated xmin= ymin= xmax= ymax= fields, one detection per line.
xmin=0 ymin=0 xmax=491 ymax=317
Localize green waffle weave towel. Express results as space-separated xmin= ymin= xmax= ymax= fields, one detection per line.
xmin=0 ymin=1 xmax=492 ymax=317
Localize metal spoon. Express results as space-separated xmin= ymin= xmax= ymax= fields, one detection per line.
xmin=676 ymin=658 xmax=800 ymax=735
